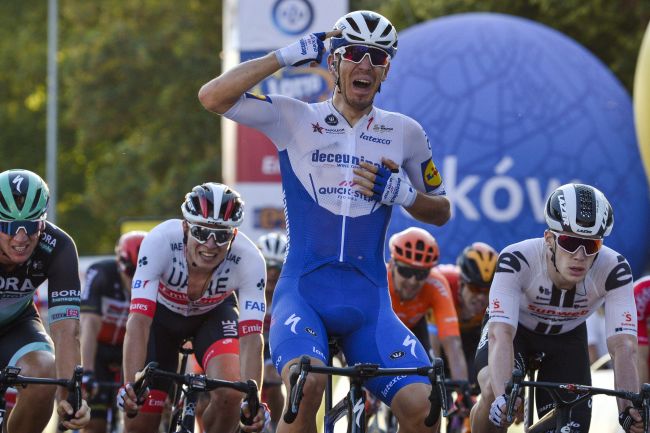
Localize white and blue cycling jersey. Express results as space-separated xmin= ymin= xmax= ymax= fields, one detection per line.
xmin=225 ymin=93 xmax=445 ymax=285
xmin=225 ymin=93 xmax=446 ymax=403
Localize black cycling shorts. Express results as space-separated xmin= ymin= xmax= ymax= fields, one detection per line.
xmin=0 ymin=304 xmax=53 ymax=368
xmin=475 ymin=317 xmax=591 ymax=432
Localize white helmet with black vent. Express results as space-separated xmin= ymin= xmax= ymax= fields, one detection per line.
xmin=544 ymin=183 xmax=613 ymax=239
xmin=181 ymin=182 xmax=244 ymax=227
xmin=330 ymin=10 xmax=398 ymax=58
xmin=257 ymin=232 xmax=288 ymax=268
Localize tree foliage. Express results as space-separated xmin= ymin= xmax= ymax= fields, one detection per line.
xmin=0 ymin=0 xmax=647 ymax=253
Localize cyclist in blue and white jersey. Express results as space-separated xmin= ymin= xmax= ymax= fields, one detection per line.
xmin=0 ymin=169 xmax=90 ymax=433
xmin=470 ymin=184 xmax=643 ymax=433
xmin=199 ymin=10 xmax=450 ymax=433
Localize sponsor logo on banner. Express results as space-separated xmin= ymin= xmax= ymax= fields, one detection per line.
xmin=272 ymin=0 xmax=314 ymax=35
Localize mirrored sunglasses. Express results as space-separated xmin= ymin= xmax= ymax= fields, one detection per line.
xmin=552 ymin=232 xmax=602 ymax=256
xmin=0 ymin=220 xmax=44 ymax=236
xmin=188 ymin=224 xmax=235 ymax=246
xmin=395 ymin=264 xmax=430 ymax=281
xmin=335 ymin=45 xmax=391 ymax=67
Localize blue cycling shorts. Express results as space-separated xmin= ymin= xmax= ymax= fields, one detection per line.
xmin=269 ymin=262 xmax=431 ymax=404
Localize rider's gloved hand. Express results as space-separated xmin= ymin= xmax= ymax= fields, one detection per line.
xmin=117 ymin=382 xmax=147 ymax=417
xmin=619 ymin=406 xmax=644 ymax=433
xmin=240 ymin=399 xmax=271 ymax=433
xmin=489 ymin=394 xmax=512 ymax=427
xmin=275 ymin=33 xmax=326 ymax=67
xmin=371 ymin=165 xmax=417 ymax=207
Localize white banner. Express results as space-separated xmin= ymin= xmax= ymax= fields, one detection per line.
xmin=226 ymin=0 xmax=348 ymax=51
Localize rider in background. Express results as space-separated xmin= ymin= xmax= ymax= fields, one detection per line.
xmin=257 ymin=231 xmax=288 ymax=433
xmin=470 ymin=183 xmax=643 ymax=433
xmin=80 ymin=230 xmax=146 ymax=433
xmin=0 ymin=169 xmax=90 ymax=432
xmin=119 ymin=183 xmax=268 ymax=433
xmin=634 ymin=275 xmax=650 ymax=384
xmin=437 ymin=242 xmax=497 ymax=386
xmin=387 ymin=227 xmax=468 ymax=382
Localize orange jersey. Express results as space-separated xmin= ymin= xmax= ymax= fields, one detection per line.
xmin=436 ymin=264 xmax=484 ymax=331
xmin=388 ymin=265 xmax=460 ymax=339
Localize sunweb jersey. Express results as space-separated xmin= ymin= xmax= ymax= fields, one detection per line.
xmin=488 ymin=238 xmax=636 ymax=338
xmin=225 ymin=94 xmax=446 ymax=285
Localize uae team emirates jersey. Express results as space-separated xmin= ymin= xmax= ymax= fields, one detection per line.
xmin=488 ymin=238 xmax=636 ymax=338
xmin=129 ymin=220 xmax=266 ymax=336
xmin=225 ymin=94 xmax=446 ymax=285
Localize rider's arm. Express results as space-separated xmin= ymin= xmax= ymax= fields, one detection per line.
xmin=46 ymin=234 xmax=82 ymax=402
xmin=80 ymin=313 xmax=101 ymax=371
xmin=198 ymin=53 xmax=282 ymax=115
xmin=608 ymin=333 xmax=640 ymax=410
xmin=80 ymin=264 xmax=104 ymax=371
xmin=400 ymin=119 xmax=450 ymax=226
xmin=487 ymin=322 xmax=516 ymax=396
xmin=236 ymin=244 xmax=267 ymax=390
xmin=122 ymin=229 xmax=166 ymax=382
xmin=428 ymin=271 xmax=468 ymax=380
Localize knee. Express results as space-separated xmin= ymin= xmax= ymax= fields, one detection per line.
xmin=208 ymin=387 xmax=242 ymax=412
xmin=17 ymin=351 xmax=56 ymax=378
xmin=297 ymin=374 xmax=326 ymax=411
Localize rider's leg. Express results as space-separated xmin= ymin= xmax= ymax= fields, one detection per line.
xmin=264 ymin=362 xmax=284 ymax=431
xmin=391 ymin=382 xmax=439 ymax=433
xmin=469 ymin=366 xmax=502 ymax=433
xmin=203 ymin=353 xmax=242 ymax=433
xmin=275 ymin=356 xmax=326 ymax=433
xmin=8 ymin=350 xmax=57 ymax=433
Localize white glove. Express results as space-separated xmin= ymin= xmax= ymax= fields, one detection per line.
xmin=489 ymin=393 xmax=510 ymax=427
xmin=275 ymin=32 xmax=325 ymax=67
xmin=371 ymin=165 xmax=417 ymax=207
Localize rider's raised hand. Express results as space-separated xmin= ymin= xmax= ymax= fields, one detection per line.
xmin=275 ymin=30 xmax=342 ymax=67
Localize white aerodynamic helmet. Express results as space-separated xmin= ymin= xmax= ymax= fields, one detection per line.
xmin=544 ymin=183 xmax=613 ymax=239
xmin=181 ymin=182 xmax=244 ymax=227
xmin=257 ymin=232 xmax=288 ymax=268
xmin=330 ymin=10 xmax=398 ymax=58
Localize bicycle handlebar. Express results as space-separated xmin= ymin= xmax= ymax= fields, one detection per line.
xmin=0 ymin=364 xmax=84 ymax=432
xmin=283 ymin=355 xmax=448 ymax=427
xmin=505 ymin=369 xmax=650 ymax=432
xmin=129 ymin=362 xmax=260 ymax=425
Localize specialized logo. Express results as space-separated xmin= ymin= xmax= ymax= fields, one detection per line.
xmin=389 ymin=351 xmax=404 ymax=359
xmin=353 ymin=398 xmax=364 ymax=427
xmin=402 ymin=334 xmax=417 ymax=357
xmin=325 ymin=114 xmax=338 ymax=125
xmin=420 ymin=159 xmax=442 ymax=192
xmin=12 ymin=174 xmax=24 ymax=193
xmin=305 ymin=327 xmax=317 ymax=336
xmin=359 ymin=132 xmax=391 ymax=144
xmin=311 ymin=122 xmax=324 ymax=134
xmin=284 ymin=313 xmax=301 ymax=334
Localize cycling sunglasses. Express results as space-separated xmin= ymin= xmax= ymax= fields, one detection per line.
xmin=0 ymin=220 xmax=44 ymax=236
xmin=334 ymin=45 xmax=391 ymax=67
xmin=395 ymin=264 xmax=430 ymax=281
xmin=188 ymin=223 xmax=235 ymax=246
xmin=552 ymin=231 xmax=603 ymax=256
